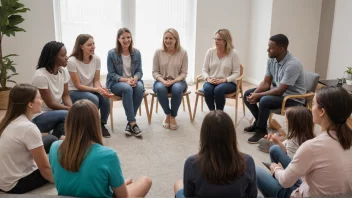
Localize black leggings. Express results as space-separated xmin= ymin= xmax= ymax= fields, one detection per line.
xmin=5 ymin=170 xmax=48 ymax=194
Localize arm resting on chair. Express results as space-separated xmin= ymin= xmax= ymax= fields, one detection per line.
xmin=280 ymin=92 xmax=315 ymax=115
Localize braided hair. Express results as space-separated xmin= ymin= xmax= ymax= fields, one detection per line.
xmin=37 ymin=41 xmax=65 ymax=73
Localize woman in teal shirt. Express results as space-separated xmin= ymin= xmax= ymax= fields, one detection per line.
xmin=49 ymin=100 xmax=152 ymax=198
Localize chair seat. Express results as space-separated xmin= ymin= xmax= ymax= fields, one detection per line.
xmin=195 ymin=89 xmax=236 ymax=98
xmin=150 ymin=91 xmax=191 ymax=97
xmin=111 ymin=92 xmax=149 ymax=101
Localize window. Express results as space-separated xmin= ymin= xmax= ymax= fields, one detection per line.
xmin=54 ymin=0 xmax=196 ymax=84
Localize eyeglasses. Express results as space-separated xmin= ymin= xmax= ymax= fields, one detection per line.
xmin=213 ymin=38 xmax=224 ymax=41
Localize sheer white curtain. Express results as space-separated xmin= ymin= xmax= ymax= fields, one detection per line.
xmin=54 ymin=0 xmax=196 ymax=84
xmin=134 ymin=0 xmax=197 ymax=84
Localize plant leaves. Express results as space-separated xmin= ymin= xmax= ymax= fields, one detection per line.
xmin=7 ymin=80 xmax=17 ymax=84
xmin=8 ymin=66 xmax=16 ymax=73
xmin=6 ymin=73 xmax=19 ymax=79
xmin=2 ymin=54 xmax=18 ymax=59
xmin=8 ymin=15 xmax=24 ymax=26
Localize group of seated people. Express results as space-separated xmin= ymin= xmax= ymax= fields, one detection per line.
xmin=0 ymin=84 xmax=351 ymax=197
xmin=0 ymin=26 xmax=351 ymax=197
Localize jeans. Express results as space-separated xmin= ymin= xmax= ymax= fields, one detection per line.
xmin=153 ymin=81 xmax=187 ymax=117
xmin=256 ymin=145 xmax=302 ymax=198
xmin=110 ymin=81 xmax=145 ymax=123
xmin=244 ymin=88 xmax=302 ymax=130
xmin=175 ymin=189 xmax=185 ymax=198
xmin=33 ymin=110 xmax=68 ymax=139
xmin=42 ymin=135 xmax=58 ymax=154
xmin=203 ymin=82 xmax=237 ymax=110
xmin=69 ymin=91 xmax=110 ymax=124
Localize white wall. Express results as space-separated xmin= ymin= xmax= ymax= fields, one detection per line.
xmin=327 ymin=0 xmax=352 ymax=79
xmin=245 ymin=0 xmax=273 ymax=85
xmin=2 ymin=0 xmax=56 ymax=84
xmin=271 ymin=0 xmax=322 ymax=72
xmin=194 ymin=0 xmax=250 ymax=80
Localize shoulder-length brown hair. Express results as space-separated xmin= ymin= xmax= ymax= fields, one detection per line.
xmin=59 ymin=100 xmax=103 ymax=172
xmin=198 ymin=110 xmax=245 ymax=184
xmin=115 ymin=27 xmax=134 ymax=55
xmin=162 ymin=28 xmax=181 ymax=52
xmin=0 ymin=84 xmax=37 ymax=136
xmin=216 ymin=29 xmax=234 ymax=54
xmin=286 ymin=106 xmax=315 ymax=145
xmin=70 ymin=34 xmax=93 ymax=61
xmin=315 ymin=86 xmax=352 ymax=150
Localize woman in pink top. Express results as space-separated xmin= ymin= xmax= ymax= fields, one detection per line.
xmin=256 ymin=86 xmax=352 ymax=198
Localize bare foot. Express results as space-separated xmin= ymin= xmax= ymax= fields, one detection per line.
xmin=170 ymin=116 xmax=178 ymax=130
xmin=163 ymin=114 xmax=171 ymax=129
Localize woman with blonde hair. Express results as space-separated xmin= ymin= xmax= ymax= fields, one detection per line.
xmin=152 ymin=28 xmax=188 ymax=130
xmin=106 ymin=28 xmax=145 ymax=136
xmin=202 ymin=29 xmax=240 ymax=111
xmin=49 ymin=100 xmax=152 ymax=198
xmin=0 ymin=84 xmax=55 ymax=193
xmin=68 ymin=34 xmax=111 ymax=138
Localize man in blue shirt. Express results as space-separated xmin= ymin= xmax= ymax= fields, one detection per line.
xmin=244 ymin=34 xmax=306 ymax=143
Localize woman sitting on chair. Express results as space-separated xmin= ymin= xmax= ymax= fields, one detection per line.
xmin=67 ymin=34 xmax=111 ymax=138
xmin=174 ymin=110 xmax=257 ymax=197
xmin=49 ymin=100 xmax=152 ymax=198
xmin=106 ymin=28 xmax=145 ymax=136
xmin=202 ymin=29 xmax=240 ymax=111
xmin=152 ymin=28 xmax=188 ymax=130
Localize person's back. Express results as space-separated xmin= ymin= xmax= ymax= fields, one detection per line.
xmin=49 ymin=141 xmax=124 ymax=198
xmin=183 ymin=154 xmax=256 ymax=197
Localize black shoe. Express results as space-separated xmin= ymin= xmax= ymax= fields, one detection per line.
xmin=101 ymin=123 xmax=111 ymax=138
xmin=131 ymin=124 xmax=144 ymax=137
xmin=248 ymin=128 xmax=268 ymax=144
xmin=125 ymin=123 xmax=133 ymax=136
xmin=244 ymin=121 xmax=257 ymax=134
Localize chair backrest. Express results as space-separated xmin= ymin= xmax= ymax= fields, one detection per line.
xmin=304 ymin=71 xmax=320 ymax=93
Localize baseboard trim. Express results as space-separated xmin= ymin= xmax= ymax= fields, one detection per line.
xmin=243 ymin=77 xmax=260 ymax=85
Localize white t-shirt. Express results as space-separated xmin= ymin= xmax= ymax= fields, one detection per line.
xmin=67 ymin=55 xmax=101 ymax=90
xmin=0 ymin=115 xmax=43 ymax=191
xmin=32 ymin=67 xmax=70 ymax=111
xmin=122 ymin=54 xmax=132 ymax=78
xmin=283 ymin=138 xmax=299 ymax=159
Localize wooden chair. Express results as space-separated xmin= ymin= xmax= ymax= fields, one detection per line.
xmin=193 ymin=64 xmax=245 ymax=125
xmin=268 ymin=71 xmax=320 ymax=128
xmin=149 ymin=91 xmax=193 ymax=122
xmin=109 ymin=92 xmax=150 ymax=130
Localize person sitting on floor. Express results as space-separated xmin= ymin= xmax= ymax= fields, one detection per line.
xmin=49 ymin=99 xmax=152 ymax=198
xmin=0 ymin=84 xmax=56 ymax=194
xmin=174 ymin=110 xmax=257 ymax=198
xmin=244 ymin=34 xmax=306 ymax=143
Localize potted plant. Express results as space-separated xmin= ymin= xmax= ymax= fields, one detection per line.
xmin=345 ymin=66 xmax=352 ymax=85
xmin=0 ymin=0 xmax=30 ymax=109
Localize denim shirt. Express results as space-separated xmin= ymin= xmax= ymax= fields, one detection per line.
xmin=106 ymin=48 xmax=143 ymax=89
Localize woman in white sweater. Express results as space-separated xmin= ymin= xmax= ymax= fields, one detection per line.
xmin=0 ymin=84 xmax=55 ymax=193
xmin=202 ymin=29 xmax=240 ymax=110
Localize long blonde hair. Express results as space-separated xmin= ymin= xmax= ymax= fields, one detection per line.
xmin=162 ymin=28 xmax=181 ymax=52
xmin=216 ymin=29 xmax=234 ymax=54
xmin=58 ymin=100 xmax=103 ymax=172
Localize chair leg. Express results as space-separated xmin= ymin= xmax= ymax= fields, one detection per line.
xmin=182 ymin=97 xmax=186 ymax=111
xmin=201 ymin=97 xmax=204 ymax=112
xmin=186 ymin=95 xmax=193 ymax=122
xmin=144 ymin=95 xmax=151 ymax=124
xmin=268 ymin=113 xmax=274 ymax=129
xmin=193 ymin=94 xmax=199 ymax=121
xmin=235 ymin=97 xmax=239 ymax=127
xmin=110 ymin=99 xmax=114 ymax=130
xmin=241 ymin=89 xmax=245 ymax=116
xmin=150 ymin=96 xmax=155 ymax=122
xmin=156 ymin=99 xmax=158 ymax=113
xmin=139 ymin=106 xmax=142 ymax=116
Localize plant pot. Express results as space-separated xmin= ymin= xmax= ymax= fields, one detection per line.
xmin=346 ymin=79 xmax=352 ymax=86
xmin=0 ymin=89 xmax=11 ymax=110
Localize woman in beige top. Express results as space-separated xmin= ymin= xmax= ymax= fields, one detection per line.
xmin=152 ymin=28 xmax=188 ymax=130
xmin=256 ymin=86 xmax=352 ymax=198
xmin=202 ymin=29 xmax=240 ymax=111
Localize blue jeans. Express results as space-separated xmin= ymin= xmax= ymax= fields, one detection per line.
xmin=256 ymin=145 xmax=302 ymax=198
xmin=69 ymin=91 xmax=110 ymax=124
xmin=244 ymin=88 xmax=302 ymax=130
xmin=110 ymin=81 xmax=145 ymax=123
xmin=203 ymin=82 xmax=237 ymax=110
xmin=153 ymin=81 xmax=187 ymax=117
xmin=175 ymin=189 xmax=184 ymax=198
xmin=32 ymin=110 xmax=68 ymax=139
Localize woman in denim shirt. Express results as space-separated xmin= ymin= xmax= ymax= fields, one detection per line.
xmin=106 ymin=28 xmax=145 ymax=136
